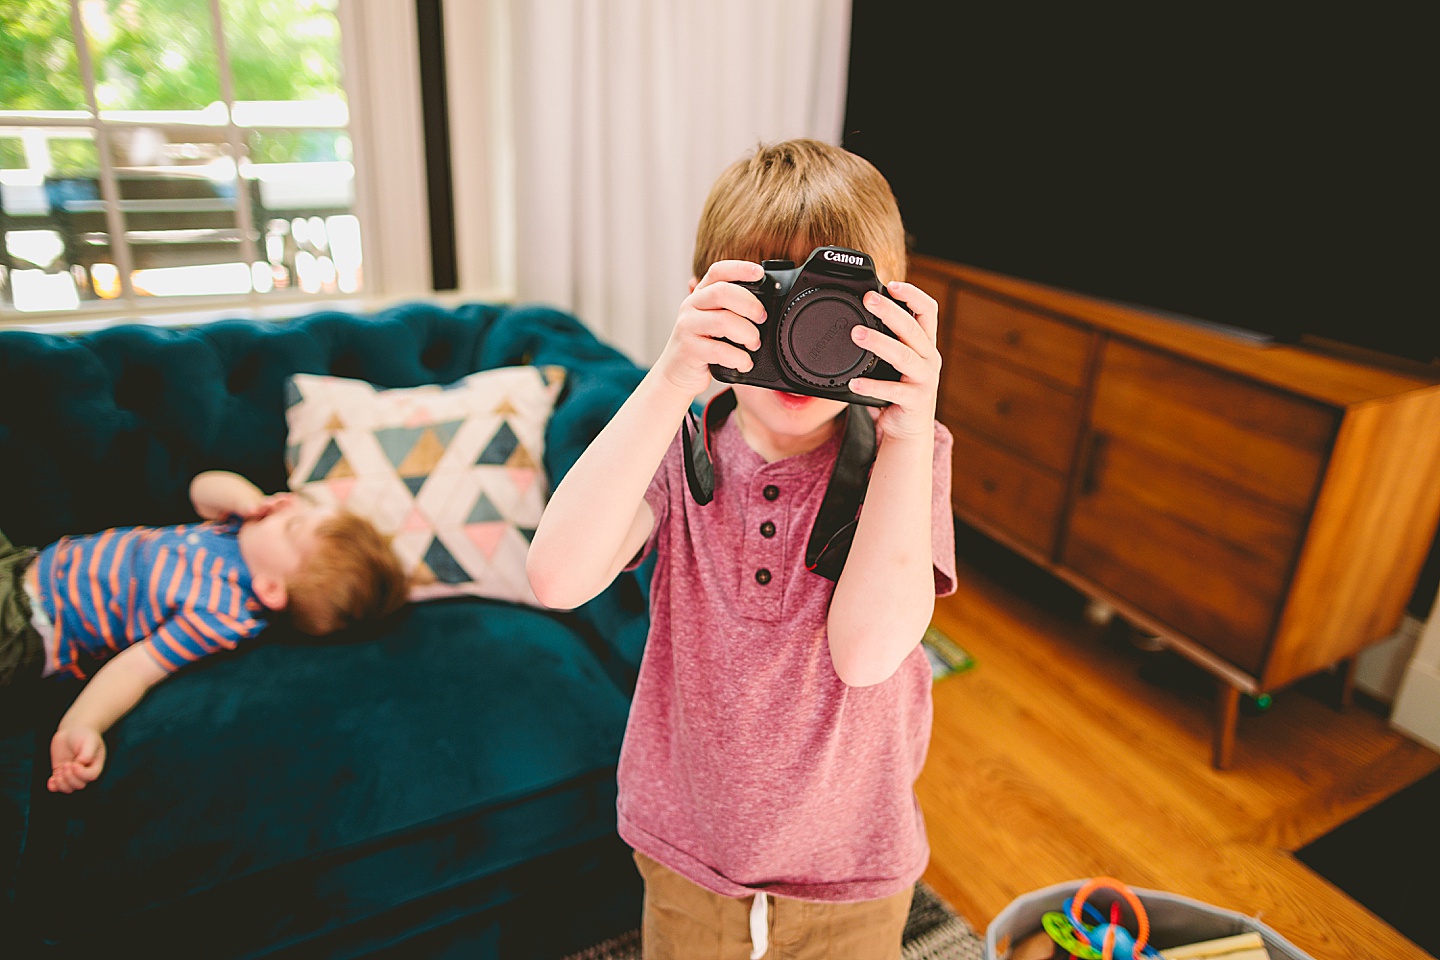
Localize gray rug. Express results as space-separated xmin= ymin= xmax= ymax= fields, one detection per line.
xmin=560 ymin=881 xmax=984 ymax=960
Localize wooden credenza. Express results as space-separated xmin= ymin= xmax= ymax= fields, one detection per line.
xmin=911 ymin=254 xmax=1440 ymax=767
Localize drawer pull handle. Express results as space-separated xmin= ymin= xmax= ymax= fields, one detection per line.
xmin=1080 ymin=431 xmax=1109 ymax=495
xmin=1004 ymin=329 xmax=1021 ymax=345
xmin=981 ymin=478 xmax=998 ymax=493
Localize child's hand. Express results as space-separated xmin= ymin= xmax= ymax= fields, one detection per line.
xmin=48 ymin=726 xmax=107 ymax=794
xmin=236 ymin=491 xmax=295 ymax=521
xmin=847 ymin=281 xmax=942 ymax=443
xmin=654 ymin=260 xmax=768 ymax=398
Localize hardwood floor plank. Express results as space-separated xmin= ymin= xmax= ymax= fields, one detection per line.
xmin=920 ymin=533 xmax=1439 ymax=959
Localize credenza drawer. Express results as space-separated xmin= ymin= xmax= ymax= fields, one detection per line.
xmin=950 ymin=425 xmax=1066 ymax=556
xmin=940 ymin=347 xmax=1084 ymax=473
xmin=951 ymin=286 xmax=1093 ymax=390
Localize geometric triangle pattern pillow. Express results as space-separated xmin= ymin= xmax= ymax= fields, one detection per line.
xmin=284 ymin=365 xmax=566 ymax=606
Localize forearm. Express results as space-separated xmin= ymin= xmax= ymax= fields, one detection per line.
xmin=190 ymin=471 xmax=265 ymax=520
xmin=827 ymin=431 xmax=936 ymax=686
xmin=527 ymin=369 xmax=695 ymax=609
xmin=58 ymin=643 xmax=168 ymax=735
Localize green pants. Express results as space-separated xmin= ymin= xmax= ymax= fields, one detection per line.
xmin=0 ymin=529 xmax=43 ymax=689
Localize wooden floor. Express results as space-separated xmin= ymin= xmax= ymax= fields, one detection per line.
xmin=919 ymin=528 xmax=1438 ymax=960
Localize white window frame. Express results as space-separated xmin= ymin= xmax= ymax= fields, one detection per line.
xmin=0 ymin=0 xmax=512 ymax=333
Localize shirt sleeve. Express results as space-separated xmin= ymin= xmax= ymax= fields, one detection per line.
xmin=142 ymin=606 xmax=266 ymax=673
xmin=932 ymin=420 xmax=958 ymax=597
xmin=622 ymin=426 xmax=682 ymax=572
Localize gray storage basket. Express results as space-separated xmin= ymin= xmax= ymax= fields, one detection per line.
xmin=984 ymin=880 xmax=1315 ymax=960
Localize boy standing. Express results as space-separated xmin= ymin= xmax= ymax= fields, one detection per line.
xmin=0 ymin=469 xmax=407 ymax=795
xmin=528 ymin=139 xmax=956 ymax=959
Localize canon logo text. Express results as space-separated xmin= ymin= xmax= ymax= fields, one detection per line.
xmin=822 ymin=250 xmax=864 ymax=266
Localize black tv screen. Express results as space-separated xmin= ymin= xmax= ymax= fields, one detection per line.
xmin=842 ymin=3 xmax=1436 ymax=366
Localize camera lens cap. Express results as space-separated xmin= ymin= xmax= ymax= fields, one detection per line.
xmin=778 ymin=286 xmax=876 ymax=387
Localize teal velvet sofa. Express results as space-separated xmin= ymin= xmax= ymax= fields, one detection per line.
xmin=0 ymin=302 xmax=651 ymax=959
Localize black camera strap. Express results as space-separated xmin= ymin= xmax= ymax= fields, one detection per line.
xmin=682 ymin=388 xmax=876 ymax=582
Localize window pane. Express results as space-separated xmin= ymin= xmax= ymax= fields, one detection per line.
xmin=84 ymin=0 xmax=222 ymax=113
xmin=247 ymin=130 xmax=359 ymax=295
xmin=110 ymin=128 xmax=250 ymax=300
xmin=0 ymin=4 xmax=86 ymax=111
xmin=2 ymin=129 xmax=105 ymax=311
xmin=222 ymin=0 xmax=345 ymax=105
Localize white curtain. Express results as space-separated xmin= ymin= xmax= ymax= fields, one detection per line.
xmin=506 ymin=0 xmax=853 ymax=365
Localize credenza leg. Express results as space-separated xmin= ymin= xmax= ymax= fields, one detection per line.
xmin=1336 ymin=657 xmax=1357 ymax=711
xmin=1213 ymin=682 xmax=1239 ymax=770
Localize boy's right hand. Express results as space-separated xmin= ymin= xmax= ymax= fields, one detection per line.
xmin=236 ymin=491 xmax=295 ymax=521
xmin=48 ymin=726 xmax=106 ymax=794
xmin=654 ymin=260 xmax=768 ymax=398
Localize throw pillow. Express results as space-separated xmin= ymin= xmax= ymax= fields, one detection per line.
xmin=284 ymin=366 xmax=566 ymax=605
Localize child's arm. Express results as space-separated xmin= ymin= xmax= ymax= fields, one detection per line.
xmin=528 ymin=260 xmax=768 ymax=609
xmin=827 ymin=281 xmax=944 ymax=686
xmin=47 ymin=641 xmax=168 ymax=793
xmin=190 ymin=470 xmax=291 ymax=521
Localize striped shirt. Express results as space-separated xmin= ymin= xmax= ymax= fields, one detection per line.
xmin=32 ymin=519 xmax=267 ymax=678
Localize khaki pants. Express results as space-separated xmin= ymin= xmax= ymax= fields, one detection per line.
xmin=634 ymin=852 xmax=912 ymax=960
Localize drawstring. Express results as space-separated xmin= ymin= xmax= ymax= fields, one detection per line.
xmin=749 ymin=891 xmax=769 ymax=959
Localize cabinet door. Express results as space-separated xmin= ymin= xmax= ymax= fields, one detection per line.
xmin=1062 ymin=340 xmax=1335 ymax=675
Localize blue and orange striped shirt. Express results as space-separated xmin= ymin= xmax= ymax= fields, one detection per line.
xmin=32 ymin=519 xmax=267 ymax=678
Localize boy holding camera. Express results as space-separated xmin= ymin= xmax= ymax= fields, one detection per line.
xmin=527 ymin=139 xmax=955 ymax=959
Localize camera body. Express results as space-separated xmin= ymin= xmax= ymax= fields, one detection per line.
xmin=710 ymin=246 xmax=904 ymax=407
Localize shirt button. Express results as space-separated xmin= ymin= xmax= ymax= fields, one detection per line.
xmin=760 ymin=521 xmax=776 ymax=538
xmin=763 ymin=485 xmax=780 ymax=501
xmin=755 ymin=568 xmax=772 ymax=585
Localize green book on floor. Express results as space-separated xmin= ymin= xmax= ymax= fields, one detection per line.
xmin=922 ymin=625 xmax=974 ymax=680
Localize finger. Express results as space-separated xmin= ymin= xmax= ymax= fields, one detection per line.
xmin=851 ymin=325 xmax=928 ymax=381
xmin=703 ymin=340 xmax=756 ymax=373
xmin=864 ymin=290 xmax=934 ymax=355
xmin=847 ymin=376 xmax=910 ymax=406
xmin=75 ymin=738 xmax=97 ymax=765
xmin=885 ymin=280 xmax=940 ymax=342
xmin=694 ymin=260 xmax=764 ymax=292
xmin=689 ymin=280 xmax=768 ymax=327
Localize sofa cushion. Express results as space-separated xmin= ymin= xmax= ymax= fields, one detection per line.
xmin=26 ymin=600 xmax=631 ymax=955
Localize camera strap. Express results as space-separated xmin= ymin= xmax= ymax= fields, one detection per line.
xmin=682 ymin=388 xmax=876 ymax=582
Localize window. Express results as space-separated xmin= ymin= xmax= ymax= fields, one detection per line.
xmin=0 ymin=0 xmax=399 ymax=321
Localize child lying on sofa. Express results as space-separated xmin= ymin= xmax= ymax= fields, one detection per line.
xmin=0 ymin=470 xmax=408 ymax=794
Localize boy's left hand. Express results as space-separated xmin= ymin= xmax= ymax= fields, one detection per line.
xmin=48 ymin=726 xmax=106 ymax=794
xmin=847 ymin=281 xmax=942 ymax=443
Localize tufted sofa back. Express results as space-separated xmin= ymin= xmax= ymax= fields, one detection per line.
xmin=0 ymin=301 xmax=646 ymax=550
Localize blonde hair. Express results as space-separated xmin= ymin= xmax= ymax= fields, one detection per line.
xmin=692 ymin=138 xmax=907 ymax=284
xmin=286 ymin=512 xmax=409 ymax=636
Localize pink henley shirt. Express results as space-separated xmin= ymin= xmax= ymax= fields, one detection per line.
xmin=618 ymin=409 xmax=957 ymax=902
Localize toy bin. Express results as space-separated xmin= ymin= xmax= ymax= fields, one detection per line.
xmin=983 ymin=880 xmax=1316 ymax=960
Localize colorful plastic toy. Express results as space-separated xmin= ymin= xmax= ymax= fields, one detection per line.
xmin=1039 ymin=877 xmax=1164 ymax=960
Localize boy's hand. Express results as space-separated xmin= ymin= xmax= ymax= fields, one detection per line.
xmin=48 ymin=726 xmax=107 ymax=794
xmin=235 ymin=491 xmax=295 ymax=521
xmin=847 ymin=281 xmax=942 ymax=443
xmin=654 ymin=260 xmax=768 ymax=398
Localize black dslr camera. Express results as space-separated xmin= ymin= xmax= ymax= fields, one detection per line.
xmin=711 ymin=246 xmax=904 ymax=407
